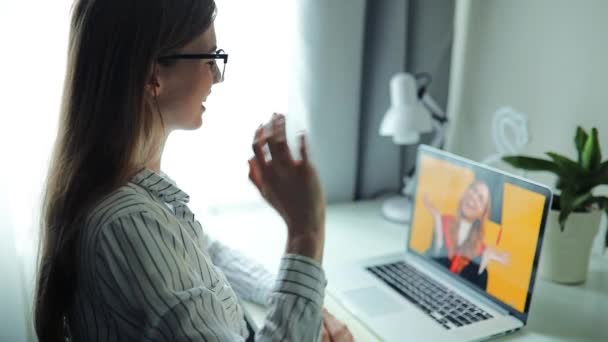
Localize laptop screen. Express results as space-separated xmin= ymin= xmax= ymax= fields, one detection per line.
xmin=408 ymin=147 xmax=551 ymax=319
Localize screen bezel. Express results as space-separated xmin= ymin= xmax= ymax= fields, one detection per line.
xmin=406 ymin=145 xmax=553 ymax=323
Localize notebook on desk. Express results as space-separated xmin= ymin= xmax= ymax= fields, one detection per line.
xmin=329 ymin=145 xmax=552 ymax=342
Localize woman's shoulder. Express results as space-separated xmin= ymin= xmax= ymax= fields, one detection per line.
xmin=83 ymin=183 xmax=168 ymax=235
xmin=77 ymin=184 xmax=175 ymax=290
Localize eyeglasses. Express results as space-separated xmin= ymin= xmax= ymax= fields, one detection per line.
xmin=158 ymin=49 xmax=229 ymax=82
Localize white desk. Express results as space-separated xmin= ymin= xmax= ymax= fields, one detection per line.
xmin=204 ymin=200 xmax=608 ymax=341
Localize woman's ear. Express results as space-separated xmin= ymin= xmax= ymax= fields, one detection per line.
xmin=145 ymin=64 xmax=163 ymax=98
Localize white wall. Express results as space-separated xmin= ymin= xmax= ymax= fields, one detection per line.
xmin=448 ymin=0 xmax=608 ymax=173
xmin=447 ymin=0 xmax=608 ymax=254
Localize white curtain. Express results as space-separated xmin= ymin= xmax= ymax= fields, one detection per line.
xmin=0 ymin=1 xmax=71 ymax=340
xmin=0 ymin=195 xmax=30 ymax=341
xmin=290 ymin=0 xmax=366 ymax=202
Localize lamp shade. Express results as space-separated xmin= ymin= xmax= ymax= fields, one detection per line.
xmin=379 ymin=73 xmax=432 ymax=145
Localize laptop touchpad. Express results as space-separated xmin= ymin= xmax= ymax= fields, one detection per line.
xmin=344 ymin=287 xmax=404 ymax=316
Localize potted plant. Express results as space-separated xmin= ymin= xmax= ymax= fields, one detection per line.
xmin=502 ymin=126 xmax=607 ymax=284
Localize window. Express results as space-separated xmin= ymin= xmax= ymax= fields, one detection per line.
xmin=0 ymin=0 xmax=300 ymax=271
xmin=0 ymin=1 xmax=72 ymax=258
xmin=162 ymin=0 xmax=301 ymax=215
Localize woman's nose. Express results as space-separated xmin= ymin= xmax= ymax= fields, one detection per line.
xmin=211 ymin=63 xmax=222 ymax=84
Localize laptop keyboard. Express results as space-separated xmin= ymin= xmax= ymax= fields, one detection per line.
xmin=367 ymin=261 xmax=494 ymax=330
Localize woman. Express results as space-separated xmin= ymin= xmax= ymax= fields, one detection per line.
xmin=34 ymin=0 xmax=353 ymax=341
xmin=422 ymin=181 xmax=510 ymax=289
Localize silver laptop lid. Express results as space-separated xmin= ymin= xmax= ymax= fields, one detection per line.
xmin=405 ymin=145 xmax=552 ymax=324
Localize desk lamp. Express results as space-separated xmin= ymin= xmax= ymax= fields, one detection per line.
xmin=379 ymin=72 xmax=447 ymax=223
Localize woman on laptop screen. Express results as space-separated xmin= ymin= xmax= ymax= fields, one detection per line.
xmin=423 ymin=180 xmax=511 ymax=290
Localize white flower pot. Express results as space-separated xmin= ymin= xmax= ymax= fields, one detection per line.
xmin=538 ymin=209 xmax=602 ymax=284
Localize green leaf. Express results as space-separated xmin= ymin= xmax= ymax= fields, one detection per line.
xmin=574 ymin=161 xmax=608 ymax=193
xmin=555 ymin=177 xmax=566 ymax=190
xmin=582 ymin=127 xmax=601 ymax=171
xmin=557 ymin=208 xmax=572 ymax=232
xmin=591 ymin=127 xmax=602 ymax=169
xmin=545 ymin=152 xmax=585 ymax=178
xmin=502 ymin=156 xmax=560 ymax=174
xmin=589 ymin=160 xmax=608 ymax=185
xmin=558 ymin=193 xmax=600 ymax=232
xmin=605 ymin=228 xmax=608 ymax=251
xmin=557 ymin=191 xmax=594 ymax=230
xmin=557 ymin=191 xmax=574 ymax=231
xmin=589 ymin=196 xmax=608 ymax=210
xmin=570 ymin=192 xmax=593 ymax=211
xmin=575 ymin=126 xmax=588 ymax=163
xmin=605 ymin=208 xmax=608 ymax=251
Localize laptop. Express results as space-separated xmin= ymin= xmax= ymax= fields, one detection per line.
xmin=328 ymin=145 xmax=552 ymax=341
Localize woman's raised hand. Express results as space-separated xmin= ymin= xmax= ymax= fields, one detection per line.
xmin=479 ymin=247 xmax=511 ymax=274
xmin=248 ymin=113 xmax=326 ymax=261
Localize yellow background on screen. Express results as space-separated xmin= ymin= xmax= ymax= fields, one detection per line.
xmin=409 ymin=155 xmax=545 ymax=312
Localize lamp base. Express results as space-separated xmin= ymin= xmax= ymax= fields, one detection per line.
xmin=381 ymin=195 xmax=413 ymax=223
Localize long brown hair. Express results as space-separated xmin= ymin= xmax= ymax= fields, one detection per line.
xmin=446 ymin=181 xmax=491 ymax=261
xmin=34 ymin=0 xmax=216 ymax=340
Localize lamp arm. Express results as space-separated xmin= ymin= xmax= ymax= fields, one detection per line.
xmin=429 ymin=120 xmax=446 ymax=149
xmin=419 ymin=92 xmax=448 ymax=148
xmin=421 ymin=93 xmax=447 ymax=123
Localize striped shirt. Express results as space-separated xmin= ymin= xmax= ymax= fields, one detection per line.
xmin=68 ymin=169 xmax=326 ymax=341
